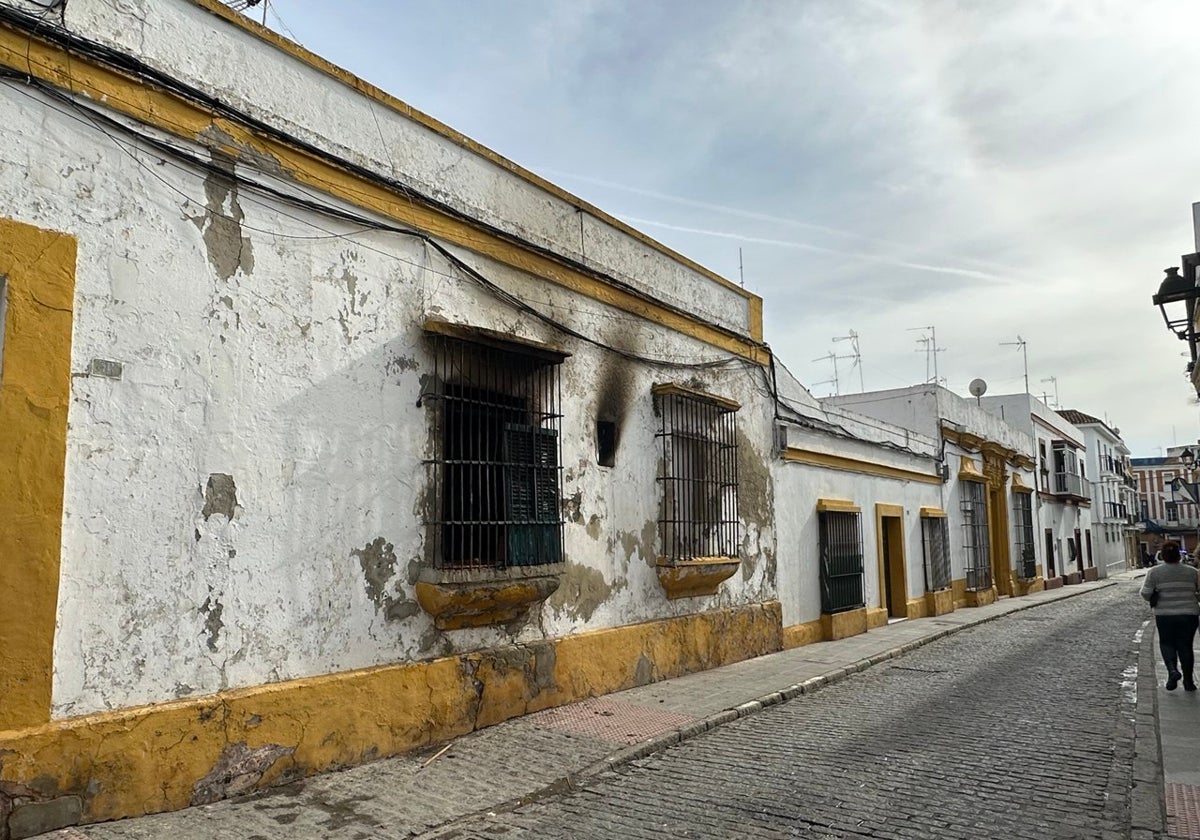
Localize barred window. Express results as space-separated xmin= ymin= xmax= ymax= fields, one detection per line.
xmin=1013 ymin=492 xmax=1036 ymax=578
xmin=423 ymin=322 xmax=567 ymax=569
xmin=921 ymin=514 xmax=951 ymax=591
xmin=652 ymin=384 xmax=739 ymax=563
xmin=960 ymin=479 xmax=991 ymax=591
xmin=818 ymin=509 xmax=865 ymax=613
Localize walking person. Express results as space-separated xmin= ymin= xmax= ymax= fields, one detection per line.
xmin=1142 ymin=541 xmax=1200 ymax=691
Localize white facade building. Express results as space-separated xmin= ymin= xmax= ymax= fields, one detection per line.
xmin=826 ymin=385 xmax=1040 ymax=603
xmin=1057 ymin=410 xmax=1138 ymax=576
xmin=978 ymin=395 xmax=1095 ymax=583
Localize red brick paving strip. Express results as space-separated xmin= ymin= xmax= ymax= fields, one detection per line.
xmin=1167 ymin=783 xmax=1200 ymax=839
xmin=527 ymin=698 xmax=698 ymax=744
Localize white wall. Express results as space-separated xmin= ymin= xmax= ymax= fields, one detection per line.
xmin=1 ymin=62 xmax=779 ymax=716
xmin=38 ymin=0 xmax=754 ymax=338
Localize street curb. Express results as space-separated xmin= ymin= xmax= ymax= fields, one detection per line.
xmin=1130 ymin=620 xmax=1167 ymax=839
xmin=569 ymin=579 xmax=1117 ymax=786
xmin=415 ymin=579 xmax=1121 ymax=838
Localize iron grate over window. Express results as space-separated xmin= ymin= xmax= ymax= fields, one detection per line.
xmin=653 ymin=385 xmax=739 ymax=563
xmin=921 ymin=515 xmax=951 ymax=591
xmin=960 ymin=480 xmax=991 ymax=591
xmin=819 ymin=510 xmax=865 ymax=614
xmin=423 ymin=323 xmax=566 ymax=570
xmin=1013 ymin=492 xmax=1036 ymax=578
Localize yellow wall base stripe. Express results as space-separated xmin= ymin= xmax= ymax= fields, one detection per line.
xmin=0 ymin=602 xmax=782 ymax=826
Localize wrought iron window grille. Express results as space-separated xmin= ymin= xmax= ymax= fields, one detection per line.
xmin=960 ymin=481 xmax=992 ymax=591
xmin=819 ymin=510 xmax=865 ymax=614
xmin=921 ymin=516 xmax=951 ymax=591
xmin=422 ymin=324 xmax=566 ymax=570
xmin=1013 ymin=493 xmax=1036 ymax=578
xmin=653 ymin=385 xmax=739 ymax=564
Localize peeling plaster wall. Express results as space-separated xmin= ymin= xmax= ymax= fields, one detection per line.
xmin=48 ymin=0 xmax=754 ymax=338
xmin=0 ymin=50 xmax=778 ymax=716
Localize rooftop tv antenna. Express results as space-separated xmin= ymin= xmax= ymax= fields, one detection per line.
xmin=907 ymin=325 xmax=944 ymax=385
xmin=812 ymin=350 xmax=852 ymax=396
xmin=1000 ymin=335 xmax=1029 ymax=394
xmin=831 ymin=330 xmax=864 ymax=392
xmin=1040 ymin=375 xmax=1059 ymax=408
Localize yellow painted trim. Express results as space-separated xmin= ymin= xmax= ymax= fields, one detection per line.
xmin=904 ymin=597 xmax=926 ymax=619
xmin=866 ymin=606 xmax=889 ymax=629
xmin=958 ymin=456 xmax=986 ymax=482
xmin=651 ymin=382 xmax=741 ymax=412
xmin=781 ymin=620 xmax=824 ymax=649
xmin=943 ymin=427 xmax=985 ymax=451
xmin=816 ymin=498 xmax=861 ymax=513
xmin=919 ymin=506 xmax=947 ymax=518
xmin=783 ymin=448 xmax=942 ymax=485
xmin=820 ymin=607 xmax=868 ymax=640
xmin=1011 ymin=473 xmax=1034 ymax=494
xmin=185 ymin=1 xmax=760 ymax=318
xmin=0 ymin=20 xmax=767 ymax=365
xmin=0 ymin=218 xmax=76 ymax=730
xmin=0 ymin=602 xmax=782 ymax=826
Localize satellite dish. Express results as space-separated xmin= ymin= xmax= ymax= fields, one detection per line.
xmin=968 ymin=378 xmax=988 ymax=398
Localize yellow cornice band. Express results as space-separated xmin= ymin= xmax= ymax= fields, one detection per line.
xmin=0 ymin=18 xmax=768 ymax=365
xmin=186 ymin=0 xmax=756 ymax=305
xmin=783 ymin=448 xmax=942 ymax=485
xmin=919 ymin=507 xmax=947 ymax=518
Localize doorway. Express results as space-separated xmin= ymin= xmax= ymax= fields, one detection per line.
xmin=1045 ymin=529 xmax=1056 ymax=577
xmin=876 ymin=504 xmax=908 ymax=619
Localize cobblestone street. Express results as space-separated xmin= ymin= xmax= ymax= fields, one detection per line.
xmin=428 ymin=585 xmax=1142 ymax=840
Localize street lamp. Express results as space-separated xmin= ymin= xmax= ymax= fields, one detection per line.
xmin=1153 ymin=257 xmax=1200 ymax=369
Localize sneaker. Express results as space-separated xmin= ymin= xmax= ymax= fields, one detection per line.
xmin=1168 ymin=671 xmax=1181 ymax=691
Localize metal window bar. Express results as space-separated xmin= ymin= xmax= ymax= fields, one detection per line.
xmin=655 ymin=393 xmax=739 ymax=562
xmin=960 ymin=481 xmax=991 ymax=591
xmin=921 ymin=516 xmax=951 ymax=591
xmin=423 ymin=335 xmax=563 ymax=569
xmin=819 ymin=511 xmax=865 ymax=613
xmin=1013 ymin=493 xmax=1036 ymax=578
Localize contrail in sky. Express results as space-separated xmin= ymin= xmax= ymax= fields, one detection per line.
xmin=619 ymin=216 xmax=1009 ymax=284
xmin=541 ymin=167 xmax=1038 ymax=283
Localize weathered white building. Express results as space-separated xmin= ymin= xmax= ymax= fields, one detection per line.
xmin=1058 ymin=409 xmax=1138 ymax=576
xmin=826 ymin=385 xmax=1040 ymax=604
xmin=978 ymin=394 xmax=1094 ymax=584
xmin=0 ymin=1 xmax=1084 ymax=835
xmin=0 ymin=0 xmax=787 ymax=831
xmin=771 ymin=368 xmax=946 ymax=643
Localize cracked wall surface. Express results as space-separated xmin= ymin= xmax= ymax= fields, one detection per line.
xmin=0 ymin=0 xmax=788 ymax=827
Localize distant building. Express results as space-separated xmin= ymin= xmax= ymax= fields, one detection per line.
xmin=976 ymin=394 xmax=1095 ymax=583
xmin=1132 ymin=448 xmax=1200 ymax=554
xmin=1056 ymin=410 xmax=1139 ymax=576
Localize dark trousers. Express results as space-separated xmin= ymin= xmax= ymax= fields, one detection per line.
xmin=1156 ymin=614 xmax=1200 ymax=677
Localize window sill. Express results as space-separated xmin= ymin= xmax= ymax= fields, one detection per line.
xmin=655 ymin=557 xmax=740 ymax=600
xmin=416 ymin=564 xmax=564 ymax=630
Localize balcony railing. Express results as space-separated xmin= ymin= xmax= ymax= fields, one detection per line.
xmin=1053 ymin=471 xmax=1089 ymax=499
xmin=1104 ymin=501 xmax=1128 ymax=522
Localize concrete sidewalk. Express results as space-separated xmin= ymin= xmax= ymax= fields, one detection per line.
xmin=1145 ymin=575 xmax=1200 ymax=840
xmin=39 ymin=575 xmax=1145 ymax=840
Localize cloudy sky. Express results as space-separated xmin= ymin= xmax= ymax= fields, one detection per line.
xmin=257 ymin=0 xmax=1200 ymax=455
